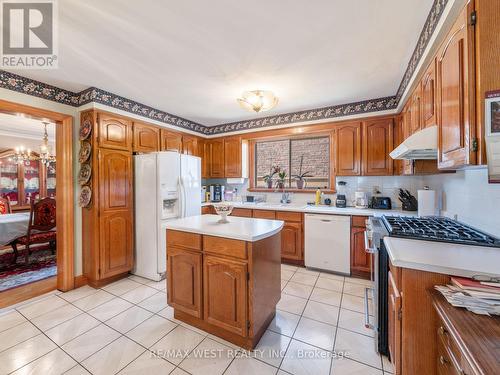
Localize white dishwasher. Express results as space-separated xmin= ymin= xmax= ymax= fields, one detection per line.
xmin=304 ymin=214 xmax=351 ymax=274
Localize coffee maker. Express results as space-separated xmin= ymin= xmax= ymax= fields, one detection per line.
xmin=209 ymin=184 xmax=225 ymax=202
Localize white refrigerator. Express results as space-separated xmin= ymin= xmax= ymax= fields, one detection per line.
xmin=133 ymin=151 xmax=201 ymax=281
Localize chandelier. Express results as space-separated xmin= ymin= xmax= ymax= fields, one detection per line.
xmin=9 ymin=146 xmax=35 ymax=164
xmin=39 ymin=122 xmax=56 ymax=166
xmin=237 ymin=90 xmax=279 ymax=113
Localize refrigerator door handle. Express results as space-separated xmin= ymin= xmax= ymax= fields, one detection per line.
xmin=177 ymin=177 xmax=184 ymax=218
xmin=179 ymin=177 xmax=187 ymax=218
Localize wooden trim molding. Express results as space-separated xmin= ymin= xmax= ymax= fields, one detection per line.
xmin=0 ymin=276 xmax=57 ymax=309
xmin=74 ymin=275 xmax=88 ymax=288
xmin=0 ymin=99 xmax=75 ymax=294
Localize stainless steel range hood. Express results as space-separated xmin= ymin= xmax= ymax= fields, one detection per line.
xmin=390 ymin=125 xmax=437 ymax=160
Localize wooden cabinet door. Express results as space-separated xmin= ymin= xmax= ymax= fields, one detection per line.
xmin=98 ymin=113 xmax=132 ymax=151
xmin=252 ymin=210 xmax=276 ymax=219
xmin=335 ymin=122 xmax=361 ymax=176
xmin=98 ymin=149 xmax=133 ymax=211
xmin=99 ymin=210 xmax=133 ymax=279
xmin=437 ymin=5 xmax=475 ymax=169
xmin=199 ymin=140 xmax=210 ymax=178
xmin=409 ymin=89 xmax=422 ymax=135
xmin=160 ymin=129 xmax=183 ymax=152
xmin=421 ymin=59 xmax=437 ymax=128
xmin=209 ymin=139 xmax=225 ymax=178
xmin=350 ymin=226 xmax=371 ymax=279
xmin=393 ymin=116 xmax=404 ymax=176
xmin=133 ymin=122 xmax=159 ymax=152
xmin=182 ymin=135 xmax=198 ymax=155
xmin=167 ymin=247 xmax=202 ymax=318
xmin=388 ymin=270 xmax=402 ymax=375
xmin=203 ymin=255 xmax=248 ymax=336
xmin=281 ymin=222 xmax=303 ymax=261
xmin=231 ymin=208 xmax=252 ymax=218
xmin=362 ymin=119 xmax=394 ymax=176
xmin=224 ymin=137 xmax=242 ymax=177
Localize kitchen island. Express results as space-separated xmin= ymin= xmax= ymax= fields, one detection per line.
xmin=163 ymin=214 xmax=284 ymax=349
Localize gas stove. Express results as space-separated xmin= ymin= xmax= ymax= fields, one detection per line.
xmin=381 ymin=216 xmax=500 ymax=248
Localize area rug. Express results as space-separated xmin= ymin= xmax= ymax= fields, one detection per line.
xmin=0 ymin=248 xmax=57 ymax=292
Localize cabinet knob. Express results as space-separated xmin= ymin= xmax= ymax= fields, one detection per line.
xmin=438 ymin=326 xmax=447 ymax=335
xmin=439 ymin=355 xmax=448 ymax=365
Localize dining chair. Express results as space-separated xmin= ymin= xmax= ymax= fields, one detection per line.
xmin=0 ymin=196 xmax=12 ymax=214
xmin=11 ymin=197 xmax=56 ymax=264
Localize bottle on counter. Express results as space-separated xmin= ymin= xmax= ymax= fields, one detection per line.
xmin=315 ymin=188 xmax=321 ymax=205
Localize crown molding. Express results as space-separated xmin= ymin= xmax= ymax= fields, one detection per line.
xmin=0 ymin=0 xmax=449 ymax=136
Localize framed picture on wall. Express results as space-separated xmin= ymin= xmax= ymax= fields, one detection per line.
xmin=485 ymin=90 xmax=500 ymax=183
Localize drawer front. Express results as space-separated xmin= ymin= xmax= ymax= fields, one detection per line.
xmin=204 ymin=235 xmax=247 ymax=260
xmin=252 ymin=210 xmax=276 ymax=219
xmin=276 ymin=211 xmax=302 ymax=222
xmin=167 ymin=230 xmax=202 ymax=251
xmin=351 ymin=215 xmax=368 ymax=227
xmin=231 ymin=208 xmax=252 ymax=218
xmin=437 ymin=322 xmax=463 ymax=371
xmin=437 ymin=336 xmax=462 ymax=375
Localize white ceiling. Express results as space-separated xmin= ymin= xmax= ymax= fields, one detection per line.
xmin=0 ymin=113 xmax=55 ymax=151
xmin=11 ymin=0 xmax=433 ymax=126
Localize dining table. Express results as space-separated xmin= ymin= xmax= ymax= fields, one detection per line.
xmin=0 ymin=212 xmax=30 ymax=246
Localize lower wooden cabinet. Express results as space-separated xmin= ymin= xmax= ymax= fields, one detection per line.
xmin=203 ymin=255 xmax=248 ymax=336
xmin=281 ymin=222 xmax=302 ymax=261
xmin=167 ymin=247 xmax=203 ymax=318
xmin=350 ymin=216 xmax=370 ymax=279
xmin=231 ymin=208 xmax=252 ymax=217
xmin=388 ymin=270 xmax=402 ymax=375
xmin=99 ymin=211 xmax=134 ymax=279
xmin=252 ymin=210 xmax=276 ymax=219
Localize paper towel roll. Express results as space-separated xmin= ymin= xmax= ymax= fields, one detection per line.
xmin=418 ymin=189 xmax=437 ymax=217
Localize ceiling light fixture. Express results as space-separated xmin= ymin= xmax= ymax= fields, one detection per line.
xmin=237 ymin=90 xmax=278 ymax=113
xmin=39 ymin=121 xmax=56 ymax=166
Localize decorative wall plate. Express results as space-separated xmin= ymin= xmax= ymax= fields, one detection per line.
xmin=79 ymin=186 xmax=92 ymax=208
xmin=78 ymin=141 xmax=92 ymax=163
xmin=79 ymin=118 xmax=92 ymax=140
xmin=78 ymin=163 xmax=92 ymax=185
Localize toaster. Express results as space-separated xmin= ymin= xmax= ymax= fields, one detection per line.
xmin=370 ymin=196 xmax=392 ymax=210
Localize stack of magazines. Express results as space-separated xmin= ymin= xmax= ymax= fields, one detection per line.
xmin=435 ymin=277 xmax=500 ymax=316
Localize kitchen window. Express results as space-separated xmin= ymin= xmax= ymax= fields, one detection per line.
xmin=252 ymin=134 xmax=332 ymax=190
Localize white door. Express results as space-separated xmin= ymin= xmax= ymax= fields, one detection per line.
xmin=180 ymin=154 xmax=201 ymax=217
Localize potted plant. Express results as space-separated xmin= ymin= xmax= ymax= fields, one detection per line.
xmin=275 ymin=170 xmax=287 ymax=189
xmin=292 ymin=156 xmax=312 ymax=189
xmin=263 ymin=165 xmax=279 ymax=189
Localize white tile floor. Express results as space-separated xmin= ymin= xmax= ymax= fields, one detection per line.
xmin=0 ymin=266 xmax=395 ymax=375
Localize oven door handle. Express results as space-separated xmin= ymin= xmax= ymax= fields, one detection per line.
xmin=364 ymin=231 xmax=377 ymax=254
xmin=364 ymin=287 xmax=374 ymax=329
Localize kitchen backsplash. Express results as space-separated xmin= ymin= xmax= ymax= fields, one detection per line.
xmin=423 ymin=168 xmax=500 ymax=237
xmin=203 ymin=175 xmax=427 ymax=208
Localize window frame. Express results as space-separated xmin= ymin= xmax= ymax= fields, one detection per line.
xmin=248 ymin=130 xmax=336 ymax=193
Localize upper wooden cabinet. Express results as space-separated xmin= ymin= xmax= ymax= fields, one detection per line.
xmin=437 ymin=4 xmax=475 ymax=169
xmin=98 ymin=113 xmax=133 ymax=151
xmin=199 ymin=140 xmax=210 ymax=179
xmin=335 ymin=123 xmax=361 ymax=176
xmin=209 ymin=139 xmax=225 ymax=178
xmin=362 ymin=118 xmax=394 ymax=176
xmin=224 ymin=137 xmax=242 ymax=178
xmin=182 ymin=135 xmax=198 ymax=156
xmin=133 ymin=122 xmax=159 ymax=153
xmin=421 ymin=59 xmax=437 ymax=128
xmin=409 ymin=87 xmax=422 ymax=135
xmin=98 ymin=149 xmax=133 ymax=212
xmin=160 ymin=129 xmax=183 ymax=152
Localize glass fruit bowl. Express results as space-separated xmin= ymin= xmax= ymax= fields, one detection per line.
xmin=212 ymin=201 xmax=234 ymax=223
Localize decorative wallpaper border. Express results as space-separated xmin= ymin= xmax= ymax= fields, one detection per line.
xmin=0 ymin=0 xmax=448 ymax=136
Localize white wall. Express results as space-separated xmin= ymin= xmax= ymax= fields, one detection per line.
xmin=424 ymin=168 xmax=500 ymax=237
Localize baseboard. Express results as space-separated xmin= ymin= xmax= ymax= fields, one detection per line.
xmin=74 ymin=275 xmax=88 ymax=288
xmin=0 ymin=276 xmax=57 ymax=309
